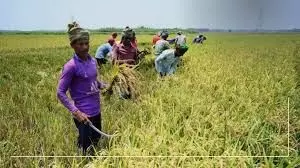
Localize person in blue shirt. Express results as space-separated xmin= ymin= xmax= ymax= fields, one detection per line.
xmin=95 ymin=38 xmax=115 ymax=66
xmin=155 ymin=45 xmax=189 ymax=77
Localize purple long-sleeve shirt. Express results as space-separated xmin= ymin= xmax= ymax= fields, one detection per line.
xmin=57 ymin=54 xmax=104 ymax=117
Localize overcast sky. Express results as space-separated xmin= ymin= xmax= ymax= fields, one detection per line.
xmin=1 ymin=0 xmax=299 ymax=30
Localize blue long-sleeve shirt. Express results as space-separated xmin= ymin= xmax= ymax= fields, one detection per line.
xmin=95 ymin=43 xmax=113 ymax=59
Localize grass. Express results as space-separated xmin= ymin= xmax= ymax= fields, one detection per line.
xmin=0 ymin=33 xmax=300 ymax=167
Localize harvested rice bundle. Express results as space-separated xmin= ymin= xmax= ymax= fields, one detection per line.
xmin=104 ymin=64 xmax=142 ymax=100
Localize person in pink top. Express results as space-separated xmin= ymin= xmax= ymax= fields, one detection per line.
xmin=112 ymin=32 xmax=138 ymax=99
xmin=57 ymin=22 xmax=106 ymax=155
xmin=121 ymin=26 xmax=138 ymax=49
xmin=112 ymin=32 xmax=138 ymax=65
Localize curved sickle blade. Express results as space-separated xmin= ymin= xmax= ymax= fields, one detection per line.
xmin=87 ymin=121 xmax=115 ymax=138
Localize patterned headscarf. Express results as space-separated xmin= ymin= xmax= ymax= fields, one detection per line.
xmin=160 ymin=30 xmax=169 ymax=38
xmin=67 ymin=21 xmax=89 ymax=44
xmin=176 ymin=44 xmax=189 ymax=55
xmin=121 ymin=26 xmax=135 ymax=40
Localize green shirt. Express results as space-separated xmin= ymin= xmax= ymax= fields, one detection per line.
xmin=154 ymin=39 xmax=170 ymax=56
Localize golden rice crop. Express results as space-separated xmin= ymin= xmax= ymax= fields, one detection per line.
xmin=1 ymin=33 xmax=300 ymax=167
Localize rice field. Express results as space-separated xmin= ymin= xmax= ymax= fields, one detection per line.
xmin=0 ymin=33 xmax=300 ymax=167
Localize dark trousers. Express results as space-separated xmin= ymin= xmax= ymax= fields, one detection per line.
xmin=160 ymin=72 xmax=167 ymax=77
xmin=73 ymin=114 xmax=101 ymax=155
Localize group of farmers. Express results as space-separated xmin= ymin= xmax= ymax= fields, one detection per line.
xmin=57 ymin=22 xmax=192 ymax=155
xmin=95 ymin=29 xmax=189 ymax=77
xmin=152 ymin=30 xmax=189 ymax=77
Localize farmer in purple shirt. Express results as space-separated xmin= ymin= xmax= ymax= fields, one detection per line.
xmin=57 ymin=22 xmax=106 ymax=155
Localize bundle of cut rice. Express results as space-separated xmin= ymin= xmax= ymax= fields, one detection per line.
xmin=104 ymin=64 xmax=142 ymax=100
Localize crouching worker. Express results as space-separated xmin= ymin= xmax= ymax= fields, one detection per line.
xmin=122 ymin=26 xmax=138 ymax=49
xmin=154 ymin=31 xmax=170 ymax=57
xmin=155 ymin=45 xmax=189 ymax=77
xmin=193 ymin=34 xmax=206 ymax=44
xmin=95 ymin=38 xmax=115 ymax=67
xmin=112 ymin=30 xmax=138 ymax=99
xmin=112 ymin=32 xmax=138 ymax=66
xmin=57 ymin=22 xmax=107 ymax=155
xmin=152 ymin=31 xmax=161 ymax=46
xmin=111 ymin=32 xmax=118 ymax=40
xmin=175 ymin=31 xmax=187 ymax=48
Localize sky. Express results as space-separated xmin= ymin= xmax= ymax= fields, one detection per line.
xmin=184 ymin=0 xmax=300 ymax=29
xmin=0 ymin=0 xmax=299 ymax=30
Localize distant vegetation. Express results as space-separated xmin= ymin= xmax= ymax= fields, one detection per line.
xmin=0 ymin=27 xmax=196 ymax=35
xmin=1 ymin=26 xmax=300 ymax=35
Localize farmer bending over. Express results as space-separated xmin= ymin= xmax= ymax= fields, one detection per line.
xmin=111 ymin=32 xmax=118 ymax=40
xmin=193 ymin=34 xmax=206 ymax=44
xmin=155 ymin=45 xmax=189 ymax=77
xmin=57 ymin=22 xmax=106 ymax=155
xmin=152 ymin=31 xmax=161 ymax=46
xmin=111 ymin=32 xmax=121 ymax=45
xmin=154 ymin=31 xmax=170 ymax=57
xmin=122 ymin=26 xmax=138 ymax=49
xmin=112 ymin=31 xmax=138 ymax=65
xmin=174 ymin=31 xmax=189 ymax=67
xmin=112 ymin=31 xmax=138 ymax=99
xmin=175 ymin=31 xmax=187 ymax=47
xmin=95 ymin=38 xmax=115 ymax=66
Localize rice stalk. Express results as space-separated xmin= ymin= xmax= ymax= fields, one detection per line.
xmin=136 ymin=47 xmax=151 ymax=64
